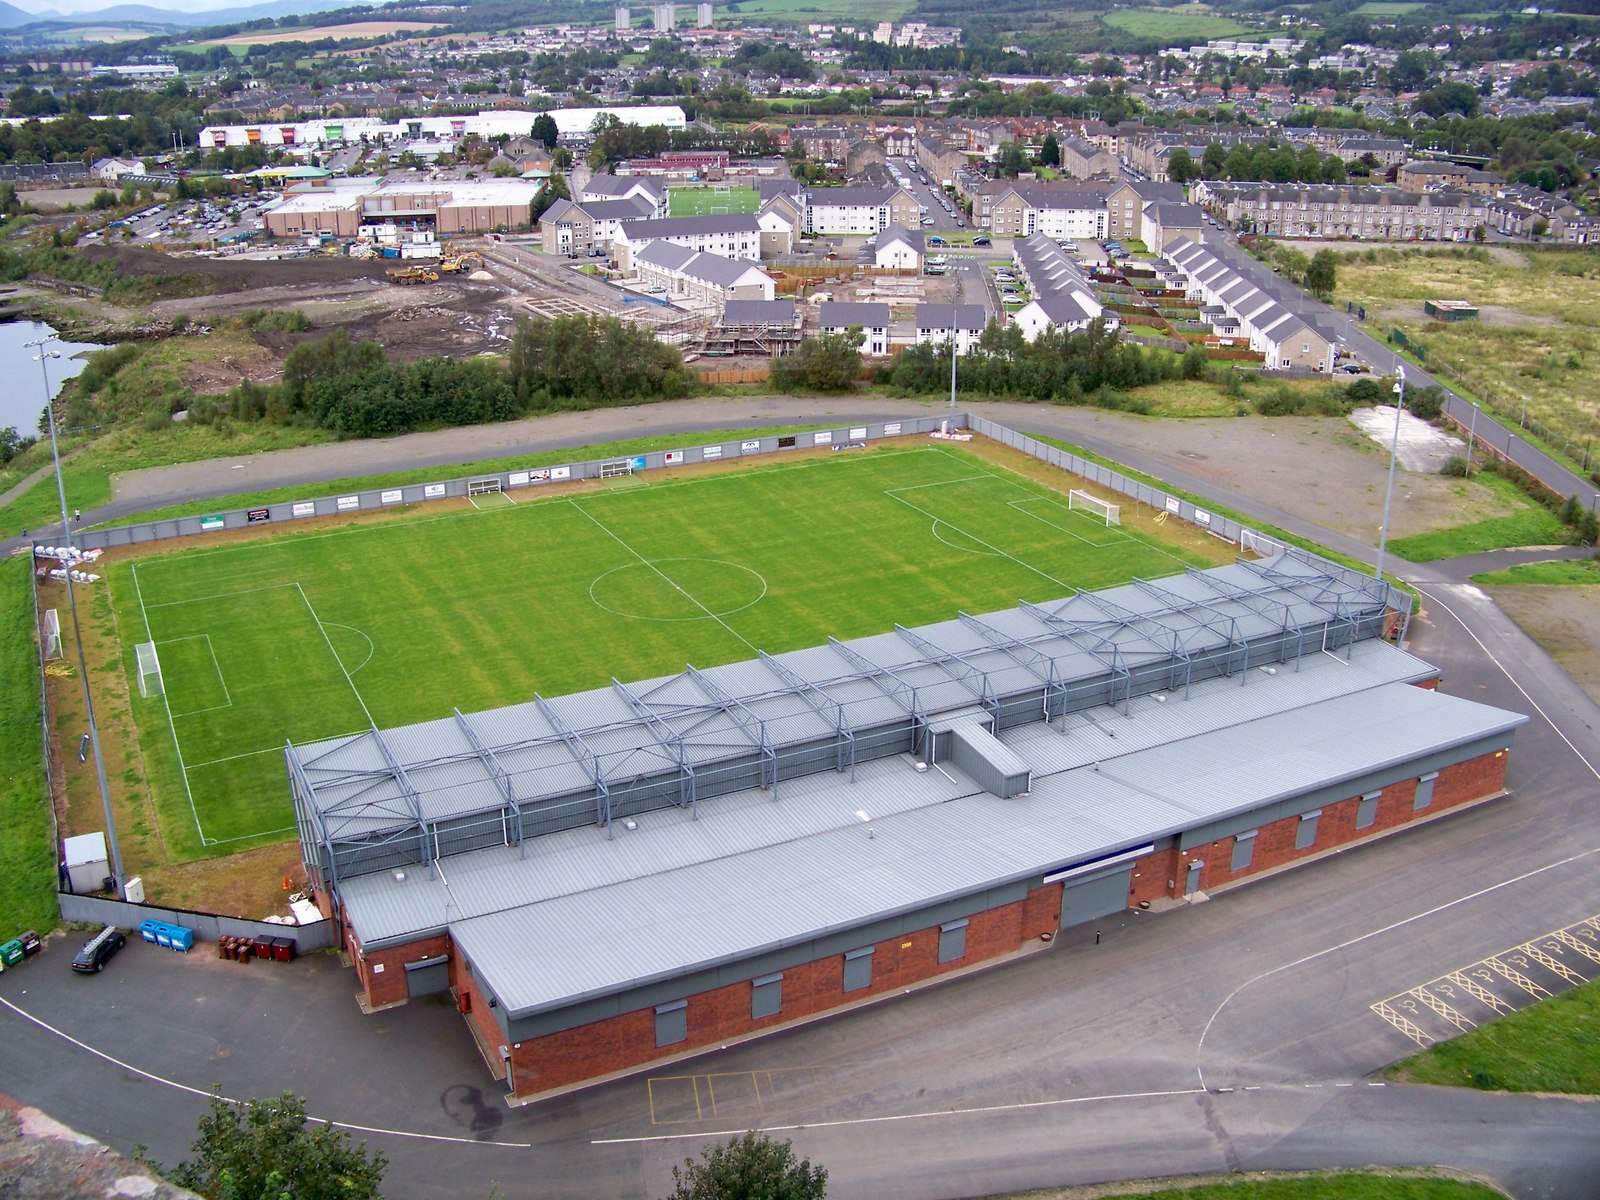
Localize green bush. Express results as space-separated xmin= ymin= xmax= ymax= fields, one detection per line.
xmin=240 ymin=308 xmax=309 ymax=334
xmin=1439 ymin=456 xmax=1472 ymax=477
xmin=1347 ymin=377 xmax=1386 ymax=403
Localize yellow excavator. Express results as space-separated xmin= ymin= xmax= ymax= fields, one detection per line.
xmin=438 ymin=251 xmax=485 ymax=273
xmin=386 ymin=265 xmax=439 ymax=285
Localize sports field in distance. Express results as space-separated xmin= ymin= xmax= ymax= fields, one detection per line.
xmin=110 ymin=444 xmax=1214 ymax=860
xmin=668 ymin=185 xmax=761 ymax=217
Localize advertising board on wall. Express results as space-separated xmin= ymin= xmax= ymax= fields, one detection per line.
xmin=291 ymin=501 xmax=316 ymax=518
xmin=200 ymin=515 xmax=224 ymax=532
xmin=246 ymin=509 xmax=271 ymax=524
xmin=337 ymin=496 xmax=360 ymax=511
xmin=424 ymin=484 xmax=446 ymax=499
xmin=381 ymin=489 xmax=403 ymax=504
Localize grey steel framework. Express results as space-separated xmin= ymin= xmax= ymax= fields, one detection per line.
xmin=289 ymin=548 xmax=1401 ymax=901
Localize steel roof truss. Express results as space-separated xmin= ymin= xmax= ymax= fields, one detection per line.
xmin=363 ymin=727 xmax=431 ymax=877
xmin=758 ymin=651 xmax=857 ymax=779
xmin=611 ymin=680 xmax=698 ymax=819
xmin=826 ymin=636 xmax=929 ymax=753
xmin=1131 ymin=578 xmax=1253 ymax=691
xmin=1183 ymin=567 xmax=1310 ymax=672
xmin=686 ymin=664 xmax=778 ymax=792
xmin=891 ymin=623 xmax=998 ymax=725
xmin=957 ymin=612 xmax=1068 ymax=725
xmin=1019 ymin=599 xmax=1135 ymax=714
xmin=1066 ymin=589 xmax=1194 ymax=695
xmin=453 ymin=709 xmax=524 ymax=857
xmin=534 ymin=693 xmax=614 ymax=835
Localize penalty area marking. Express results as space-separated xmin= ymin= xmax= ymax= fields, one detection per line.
xmin=321 ymin=622 xmax=376 ymax=675
xmin=163 ymin=633 xmax=233 ymax=718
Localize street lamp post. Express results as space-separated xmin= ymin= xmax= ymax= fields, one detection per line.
xmin=1465 ymin=402 xmax=1479 ymax=475
xmin=949 ymin=298 xmax=958 ymax=418
xmin=1375 ymin=363 xmax=1405 ymax=583
xmin=28 ymin=337 xmax=124 ymax=896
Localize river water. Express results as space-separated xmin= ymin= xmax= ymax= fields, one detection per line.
xmin=0 ymin=320 xmax=104 ymax=438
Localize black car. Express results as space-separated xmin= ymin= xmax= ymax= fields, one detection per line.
xmin=972 ymin=235 xmax=992 ymax=247
xmin=71 ymin=926 xmax=126 ymax=973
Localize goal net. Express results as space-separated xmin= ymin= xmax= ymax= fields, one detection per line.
xmin=1240 ymin=528 xmax=1283 ymax=559
xmin=714 ymin=184 xmax=732 ymax=196
xmin=42 ymin=609 xmax=62 ymax=660
xmin=598 ymin=458 xmax=635 ymax=479
xmin=136 ymin=641 xmax=163 ymax=698
xmin=1068 ymin=489 xmax=1121 ymax=526
xmin=468 ymin=477 xmax=503 ymax=496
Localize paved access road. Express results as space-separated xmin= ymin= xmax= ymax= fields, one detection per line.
xmin=3 ymin=399 xmax=1599 ymax=1199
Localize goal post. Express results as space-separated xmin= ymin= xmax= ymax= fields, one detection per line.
xmin=136 ymin=641 xmax=164 ymax=698
xmin=468 ymin=477 xmax=503 ymax=496
xmin=1068 ymin=489 xmax=1120 ymax=527
xmin=598 ymin=458 xmax=635 ymax=479
xmin=42 ymin=609 xmax=62 ymax=660
xmin=1240 ymin=528 xmax=1283 ymax=559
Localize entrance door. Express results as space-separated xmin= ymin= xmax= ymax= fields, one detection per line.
xmin=1060 ymin=866 xmax=1133 ymax=930
xmin=1184 ymin=860 xmax=1205 ymax=898
xmin=404 ymin=955 xmax=449 ymax=998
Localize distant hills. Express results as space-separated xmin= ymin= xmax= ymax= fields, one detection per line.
xmin=0 ymin=0 xmax=378 ymax=29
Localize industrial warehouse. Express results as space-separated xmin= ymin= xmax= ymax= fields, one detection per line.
xmin=288 ymin=549 xmax=1526 ymax=1102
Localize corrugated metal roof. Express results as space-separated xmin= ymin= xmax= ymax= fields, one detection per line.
xmin=341 ymin=645 xmax=1525 ymax=1013
xmin=293 ymin=551 xmax=1402 ymax=871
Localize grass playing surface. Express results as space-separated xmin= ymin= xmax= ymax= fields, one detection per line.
xmin=111 ymin=445 xmax=1210 ymax=859
xmin=668 ymin=185 xmax=760 ymax=217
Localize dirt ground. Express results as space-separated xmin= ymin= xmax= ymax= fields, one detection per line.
xmin=1483 ymin=584 xmax=1600 ymax=709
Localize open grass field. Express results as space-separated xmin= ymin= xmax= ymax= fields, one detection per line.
xmin=1100 ymin=7 xmax=1253 ymax=43
xmin=1333 ymin=247 xmax=1600 ymax=468
xmin=668 ymin=185 xmax=761 ymax=217
xmin=1390 ymin=976 xmax=1600 ymax=1094
xmin=707 ymin=0 xmax=913 ymax=21
xmin=1096 ymin=1173 xmax=1503 ymax=1200
xmin=1352 ymin=1 xmax=1427 ymax=15
xmin=198 ymin=20 xmax=442 ymax=47
xmin=1383 ymin=469 xmax=1570 ymax=562
xmin=106 ymin=442 xmax=1215 ymax=864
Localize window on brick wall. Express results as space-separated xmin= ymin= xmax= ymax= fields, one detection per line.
xmin=1414 ymin=771 xmax=1438 ymax=811
xmin=1357 ymin=791 xmax=1381 ymax=829
xmin=1231 ymin=830 xmax=1257 ymax=871
xmin=843 ymin=946 xmax=874 ymax=992
xmin=1296 ymin=809 xmax=1320 ymax=850
xmin=938 ymin=918 xmax=968 ymax=964
xmin=655 ymin=999 xmax=687 ymax=1047
xmin=751 ymin=973 xmax=783 ymax=1020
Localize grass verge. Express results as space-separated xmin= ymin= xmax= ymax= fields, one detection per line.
xmin=91 ymin=422 xmax=837 ymax=529
xmin=1387 ymin=976 xmax=1600 ymax=1094
xmin=1076 ymin=1171 xmax=1504 ymax=1199
xmin=1385 ymin=471 xmax=1571 ymax=562
xmin=1470 ymin=557 xmax=1600 ymax=586
xmin=0 ymin=555 xmax=58 ymax=934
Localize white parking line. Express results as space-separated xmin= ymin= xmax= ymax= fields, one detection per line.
xmin=0 ymin=995 xmax=532 ymax=1149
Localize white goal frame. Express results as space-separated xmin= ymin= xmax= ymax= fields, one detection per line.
xmin=136 ymin=641 xmax=164 ymax=698
xmin=1068 ymin=489 xmax=1121 ymax=527
xmin=42 ymin=609 xmax=62 ymax=660
xmin=1240 ymin=528 xmax=1283 ymax=559
xmin=598 ymin=459 xmax=635 ymax=479
xmin=468 ymin=477 xmax=503 ymax=496
xmin=713 ymin=183 xmax=732 ymax=196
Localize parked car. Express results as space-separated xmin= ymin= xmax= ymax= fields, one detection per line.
xmin=645 ymin=285 xmax=667 ymax=294
xmin=972 ymin=235 xmax=991 ymax=246
xmin=71 ymin=926 xmax=126 ymax=974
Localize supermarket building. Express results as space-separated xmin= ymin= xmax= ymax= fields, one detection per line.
xmin=288 ymin=550 xmax=1525 ymax=1102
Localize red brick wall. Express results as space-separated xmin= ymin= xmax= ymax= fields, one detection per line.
xmin=1174 ymin=749 xmax=1509 ymax=895
xmin=505 ymin=886 xmax=1058 ymax=1098
xmin=349 ymin=929 xmax=451 ymax=1009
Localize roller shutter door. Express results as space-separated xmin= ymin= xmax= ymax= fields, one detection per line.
xmin=405 ymin=955 xmax=449 ymax=998
xmin=1060 ymin=866 xmax=1132 ymax=929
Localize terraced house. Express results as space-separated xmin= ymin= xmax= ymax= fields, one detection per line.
xmin=1198 ymin=183 xmax=1488 ymax=241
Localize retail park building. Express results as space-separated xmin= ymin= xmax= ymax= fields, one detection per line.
xmin=289 ymin=549 xmax=1525 ymax=1102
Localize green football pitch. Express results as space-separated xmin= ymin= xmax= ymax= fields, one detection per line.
xmin=112 ymin=445 xmax=1210 ymax=859
xmin=667 ymin=185 xmax=761 ymax=217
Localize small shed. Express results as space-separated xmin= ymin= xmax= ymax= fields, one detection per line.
xmin=1423 ymin=299 xmax=1478 ymax=321
xmin=62 ymin=832 xmax=109 ymax=894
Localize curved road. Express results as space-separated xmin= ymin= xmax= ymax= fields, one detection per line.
xmin=3 ymin=398 xmax=1599 ymax=1199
